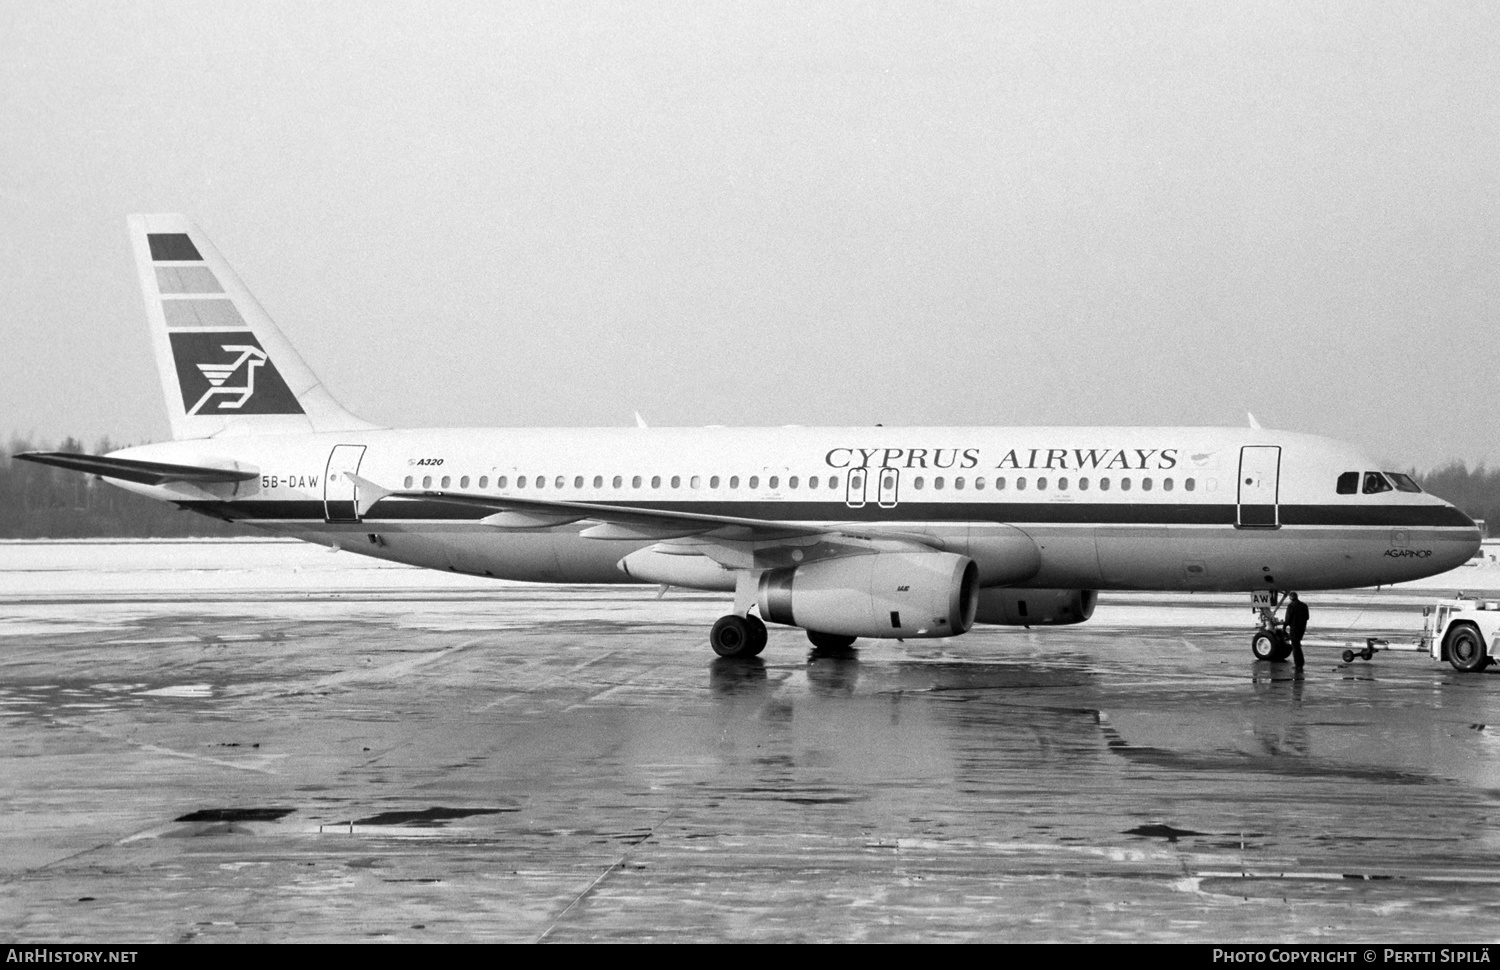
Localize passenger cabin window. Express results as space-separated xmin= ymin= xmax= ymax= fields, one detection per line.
xmin=828 ymin=475 xmax=838 ymax=489
xmin=652 ymin=476 xmax=662 ymax=488
xmin=1337 ymin=471 xmax=1359 ymax=494
xmin=404 ymin=476 xmax=413 ymax=488
xmin=632 ymin=476 xmax=642 ymax=488
xmin=1363 ymin=471 xmax=1392 ymax=494
xmin=422 ymin=475 xmax=432 ymax=488
xmin=749 ymin=476 xmax=759 ymax=489
xmin=769 ymin=476 xmax=779 ymax=489
xmin=730 ymin=476 xmax=740 ymax=488
xmin=479 ymin=476 xmax=489 ymax=488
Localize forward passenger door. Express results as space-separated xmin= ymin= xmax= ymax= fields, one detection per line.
xmin=1236 ymin=445 xmax=1281 ymax=528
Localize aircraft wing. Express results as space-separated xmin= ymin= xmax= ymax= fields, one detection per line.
xmin=15 ymin=452 xmax=259 ymax=486
xmin=349 ymin=474 xmax=946 ymax=550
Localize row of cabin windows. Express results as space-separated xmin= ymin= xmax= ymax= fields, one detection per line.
xmin=399 ymin=471 xmax=1197 ymax=495
xmin=1336 ymin=471 xmax=1423 ymax=495
xmin=911 ymin=475 xmax=1195 ymax=493
xmin=402 ymin=473 xmax=845 ymax=491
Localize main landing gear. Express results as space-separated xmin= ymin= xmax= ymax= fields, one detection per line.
xmin=709 ymin=614 xmax=768 ymax=658
xmin=806 ymin=630 xmax=857 ymax=651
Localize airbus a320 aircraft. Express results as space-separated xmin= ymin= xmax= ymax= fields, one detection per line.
xmin=21 ymin=216 xmax=1483 ymax=662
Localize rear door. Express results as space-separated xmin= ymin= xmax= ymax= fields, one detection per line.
xmin=1237 ymin=445 xmax=1281 ymax=528
xmin=324 ymin=444 xmax=367 ymax=523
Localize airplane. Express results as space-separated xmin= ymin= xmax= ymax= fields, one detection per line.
xmin=19 ymin=215 xmax=1483 ymax=662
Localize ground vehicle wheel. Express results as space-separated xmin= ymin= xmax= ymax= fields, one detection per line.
xmin=710 ymin=615 xmax=754 ymax=658
xmin=744 ymin=615 xmax=768 ymax=657
xmin=1447 ymin=624 xmax=1488 ymax=673
xmin=1342 ymin=649 xmax=1355 ymax=663
xmin=807 ymin=630 xmax=857 ymax=650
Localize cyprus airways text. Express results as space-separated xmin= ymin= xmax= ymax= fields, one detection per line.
xmin=824 ymin=448 xmax=1180 ymax=472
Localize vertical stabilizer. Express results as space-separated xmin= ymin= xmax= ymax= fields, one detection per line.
xmin=129 ymin=214 xmax=377 ymax=440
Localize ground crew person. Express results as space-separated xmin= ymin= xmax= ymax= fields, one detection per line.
xmin=1285 ymin=592 xmax=1309 ymax=668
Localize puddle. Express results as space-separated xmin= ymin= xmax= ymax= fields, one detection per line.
xmin=176 ymin=807 xmax=296 ymax=823
xmin=345 ymin=806 xmax=513 ymax=827
xmin=1124 ymin=823 xmax=1205 ymax=842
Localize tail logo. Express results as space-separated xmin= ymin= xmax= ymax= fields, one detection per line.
xmin=169 ymin=331 xmax=304 ymax=416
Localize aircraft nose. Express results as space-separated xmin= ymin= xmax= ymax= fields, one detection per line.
xmin=1440 ymin=502 xmax=1483 ymax=566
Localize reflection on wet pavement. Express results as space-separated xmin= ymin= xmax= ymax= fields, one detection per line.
xmin=3 ymin=578 xmax=1500 ymax=941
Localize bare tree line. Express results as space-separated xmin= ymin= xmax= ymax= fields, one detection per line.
xmin=1 ymin=435 xmax=1496 ymax=538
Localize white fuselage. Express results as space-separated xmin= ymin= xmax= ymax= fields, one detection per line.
xmin=109 ymin=424 xmax=1480 ymax=597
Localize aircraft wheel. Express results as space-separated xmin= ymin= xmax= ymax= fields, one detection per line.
xmin=710 ymin=615 xmax=755 ymax=659
xmin=744 ymin=615 xmax=768 ymax=657
xmin=1342 ymin=649 xmax=1355 ymax=663
xmin=1361 ymin=647 xmax=1375 ymax=661
xmin=1252 ymin=631 xmax=1292 ymax=662
xmin=1447 ymin=624 xmax=1487 ymax=673
xmin=807 ymin=630 xmax=857 ymax=650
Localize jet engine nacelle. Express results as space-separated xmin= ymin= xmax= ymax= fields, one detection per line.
xmin=758 ymin=552 xmax=979 ymax=639
xmin=974 ymin=588 xmax=1098 ymax=626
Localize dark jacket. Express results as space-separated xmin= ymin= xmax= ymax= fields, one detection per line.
xmin=1286 ymin=599 xmax=1309 ymax=637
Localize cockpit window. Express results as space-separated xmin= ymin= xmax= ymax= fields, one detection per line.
xmin=1386 ymin=472 xmax=1422 ymax=493
xmin=1362 ymin=471 xmax=1393 ymax=494
xmin=1336 ymin=471 xmax=1358 ymax=495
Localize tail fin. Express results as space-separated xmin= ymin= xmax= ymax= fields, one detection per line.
xmin=129 ymin=214 xmax=377 ymax=440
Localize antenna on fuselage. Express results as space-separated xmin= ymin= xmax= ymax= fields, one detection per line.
xmin=1247 ymin=412 xmax=1263 ymax=430
xmin=634 ymin=411 xmax=649 ymax=429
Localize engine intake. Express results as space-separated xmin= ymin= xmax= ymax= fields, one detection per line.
xmin=758 ymin=552 xmax=979 ymax=639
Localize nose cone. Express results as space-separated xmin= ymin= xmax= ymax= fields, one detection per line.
xmin=1431 ymin=502 xmax=1483 ymax=573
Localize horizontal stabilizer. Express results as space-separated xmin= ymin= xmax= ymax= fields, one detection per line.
xmin=14 ymin=452 xmax=258 ymax=486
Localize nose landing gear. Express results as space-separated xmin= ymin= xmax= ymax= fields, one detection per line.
xmin=1250 ymin=590 xmax=1294 ymax=662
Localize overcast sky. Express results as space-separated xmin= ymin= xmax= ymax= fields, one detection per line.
xmin=2 ymin=2 xmax=1497 ymax=469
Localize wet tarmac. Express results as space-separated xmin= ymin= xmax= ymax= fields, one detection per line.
xmin=3 ymin=543 xmax=1500 ymax=942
